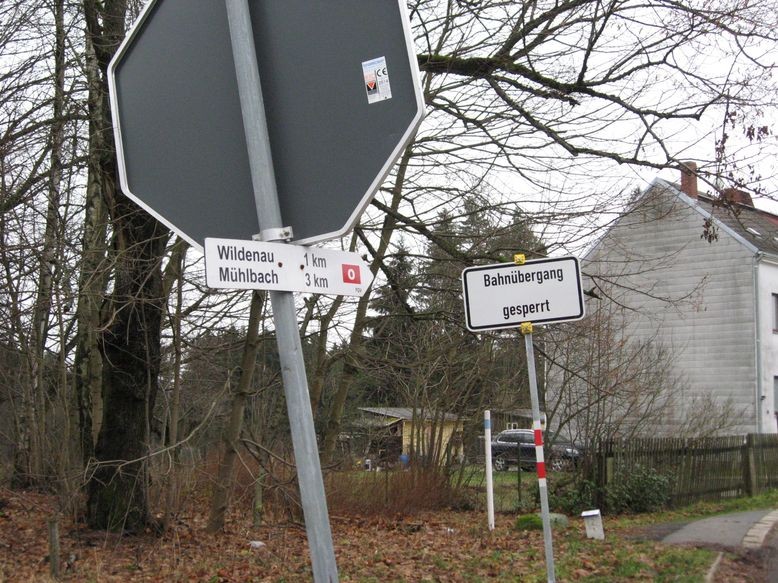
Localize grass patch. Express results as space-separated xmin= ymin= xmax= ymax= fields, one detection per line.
xmin=653 ymin=546 xmax=715 ymax=581
xmin=551 ymin=537 xmax=717 ymax=583
xmin=514 ymin=513 xmax=543 ymax=530
xmin=611 ymin=488 xmax=778 ymax=527
xmin=458 ymin=465 xmax=540 ymax=513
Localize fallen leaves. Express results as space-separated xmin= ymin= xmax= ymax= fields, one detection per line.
xmin=0 ymin=487 xmax=759 ymax=581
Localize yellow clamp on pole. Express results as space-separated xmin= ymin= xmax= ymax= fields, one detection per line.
xmin=515 ymin=255 xmax=532 ymax=336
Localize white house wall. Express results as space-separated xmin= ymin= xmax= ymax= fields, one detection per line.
xmin=758 ymin=259 xmax=778 ymax=433
xmin=583 ymin=184 xmax=759 ymax=435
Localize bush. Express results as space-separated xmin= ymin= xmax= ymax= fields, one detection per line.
xmin=605 ymin=465 xmax=671 ymax=513
xmin=325 ymin=466 xmax=458 ymax=516
xmin=514 ymin=513 xmax=543 ymax=530
xmin=549 ymin=479 xmax=598 ymax=515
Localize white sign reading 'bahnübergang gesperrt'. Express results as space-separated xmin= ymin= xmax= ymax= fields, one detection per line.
xmin=461 ymin=256 xmax=585 ymax=331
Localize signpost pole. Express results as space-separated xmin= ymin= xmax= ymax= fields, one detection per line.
xmin=521 ymin=323 xmax=556 ymax=583
xmin=225 ymin=2 xmax=338 ymax=581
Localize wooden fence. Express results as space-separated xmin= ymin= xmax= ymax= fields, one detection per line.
xmin=592 ymin=434 xmax=778 ymax=507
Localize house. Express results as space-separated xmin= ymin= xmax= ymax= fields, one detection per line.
xmin=552 ymin=165 xmax=778 ymax=438
xmin=355 ymin=407 xmax=463 ymax=466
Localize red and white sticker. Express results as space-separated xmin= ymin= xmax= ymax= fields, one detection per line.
xmin=362 ymin=56 xmax=392 ymax=104
xmin=342 ymin=264 xmax=361 ymax=284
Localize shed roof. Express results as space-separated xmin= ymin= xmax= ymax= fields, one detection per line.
xmin=359 ymin=407 xmax=460 ymax=423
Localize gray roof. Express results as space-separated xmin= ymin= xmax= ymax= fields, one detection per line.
xmin=696 ymin=194 xmax=778 ymax=256
xmin=359 ymin=407 xmax=460 ymax=422
xmin=661 ymin=179 xmax=778 ymax=256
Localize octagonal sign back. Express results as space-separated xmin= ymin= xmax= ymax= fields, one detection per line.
xmin=109 ymin=0 xmax=424 ymax=249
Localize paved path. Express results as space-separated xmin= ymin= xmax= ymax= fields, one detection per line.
xmin=657 ymin=508 xmax=778 ymax=581
xmin=662 ymin=509 xmax=778 ymax=548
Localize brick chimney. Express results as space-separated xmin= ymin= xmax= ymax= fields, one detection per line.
xmin=722 ymin=187 xmax=754 ymax=207
xmin=680 ymin=162 xmax=698 ymax=199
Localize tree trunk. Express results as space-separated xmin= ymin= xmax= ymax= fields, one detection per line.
xmin=10 ymin=0 xmax=68 ymax=488
xmin=82 ymin=0 xmax=172 ymax=532
xmin=86 ymin=198 xmax=168 ymax=531
xmin=307 ymin=294 xmax=344 ymax=418
xmin=320 ymin=149 xmax=412 ymax=462
xmin=0 ymin=201 xmax=34 ymax=486
xmin=34 ymin=0 xmax=68 ymax=484
xmin=206 ymin=290 xmax=265 ymax=533
xmin=74 ymin=23 xmax=110 ymax=468
xmin=162 ymin=241 xmax=186 ymax=532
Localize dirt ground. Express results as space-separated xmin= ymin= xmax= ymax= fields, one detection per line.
xmin=1 ymin=488 xmax=775 ymax=581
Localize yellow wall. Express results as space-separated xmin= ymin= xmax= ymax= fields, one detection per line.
xmin=400 ymin=418 xmax=462 ymax=462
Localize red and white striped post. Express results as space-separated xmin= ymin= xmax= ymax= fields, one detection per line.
xmin=533 ymin=419 xmax=546 ymax=485
xmin=521 ymin=322 xmax=556 ymax=583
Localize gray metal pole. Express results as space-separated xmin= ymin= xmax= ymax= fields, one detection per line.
xmin=523 ymin=329 xmax=556 ymax=583
xmin=225 ymin=2 xmax=339 ymax=581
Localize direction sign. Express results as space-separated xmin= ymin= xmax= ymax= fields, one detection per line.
xmin=461 ymin=256 xmax=585 ymax=331
xmin=204 ymin=238 xmax=373 ymax=297
xmin=108 ymin=0 xmax=424 ymax=249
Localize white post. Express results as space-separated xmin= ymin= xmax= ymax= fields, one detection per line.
xmin=484 ymin=410 xmax=495 ymax=531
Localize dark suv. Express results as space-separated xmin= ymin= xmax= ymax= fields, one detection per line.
xmin=490 ymin=429 xmax=581 ymax=471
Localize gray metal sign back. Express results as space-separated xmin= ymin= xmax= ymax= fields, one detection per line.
xmin=109 ymin=0 xmax=424 ymax=248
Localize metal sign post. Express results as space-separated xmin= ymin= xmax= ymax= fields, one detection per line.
xmin=110 ymin=1 xmax=424 ymax=579
xmin=462 ymin=254 xmax=585 ymax=583
xmin=225 ymin=1 xmax=338 ymax=580
xmin=521 ymin=322 xmax=556 ymax=583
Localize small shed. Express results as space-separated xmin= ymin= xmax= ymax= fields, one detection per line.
xmin=357 ymin=407 xmax=463 ymax=466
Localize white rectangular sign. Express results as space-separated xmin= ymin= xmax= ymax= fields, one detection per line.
xmin=461 ymin=256 xmax=585 ymax=331
xmin=205 ymin=238 xmax=372 ymax=297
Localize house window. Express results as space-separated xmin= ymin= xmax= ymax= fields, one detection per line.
xmin=774 ymin=294 xmax=778 ymax=332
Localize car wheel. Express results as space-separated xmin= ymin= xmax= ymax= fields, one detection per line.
xmin=550 ymin=457 xmax=572 ymax=472
xmin=493 ymin=455 xmax=507 ymax=471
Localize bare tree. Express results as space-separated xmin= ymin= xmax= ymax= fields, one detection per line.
xmin=317 ymin=0 xmax=778 ymax=456
xmin=0 ymin=0 xmax=88 ymax=488
xmin=80 ymin=0 xmax=172 ymax=531
xmin=546 ymin=310 xmax=683 ymax=443
xmin=206 ymin=291 xmax=265 ymax=533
